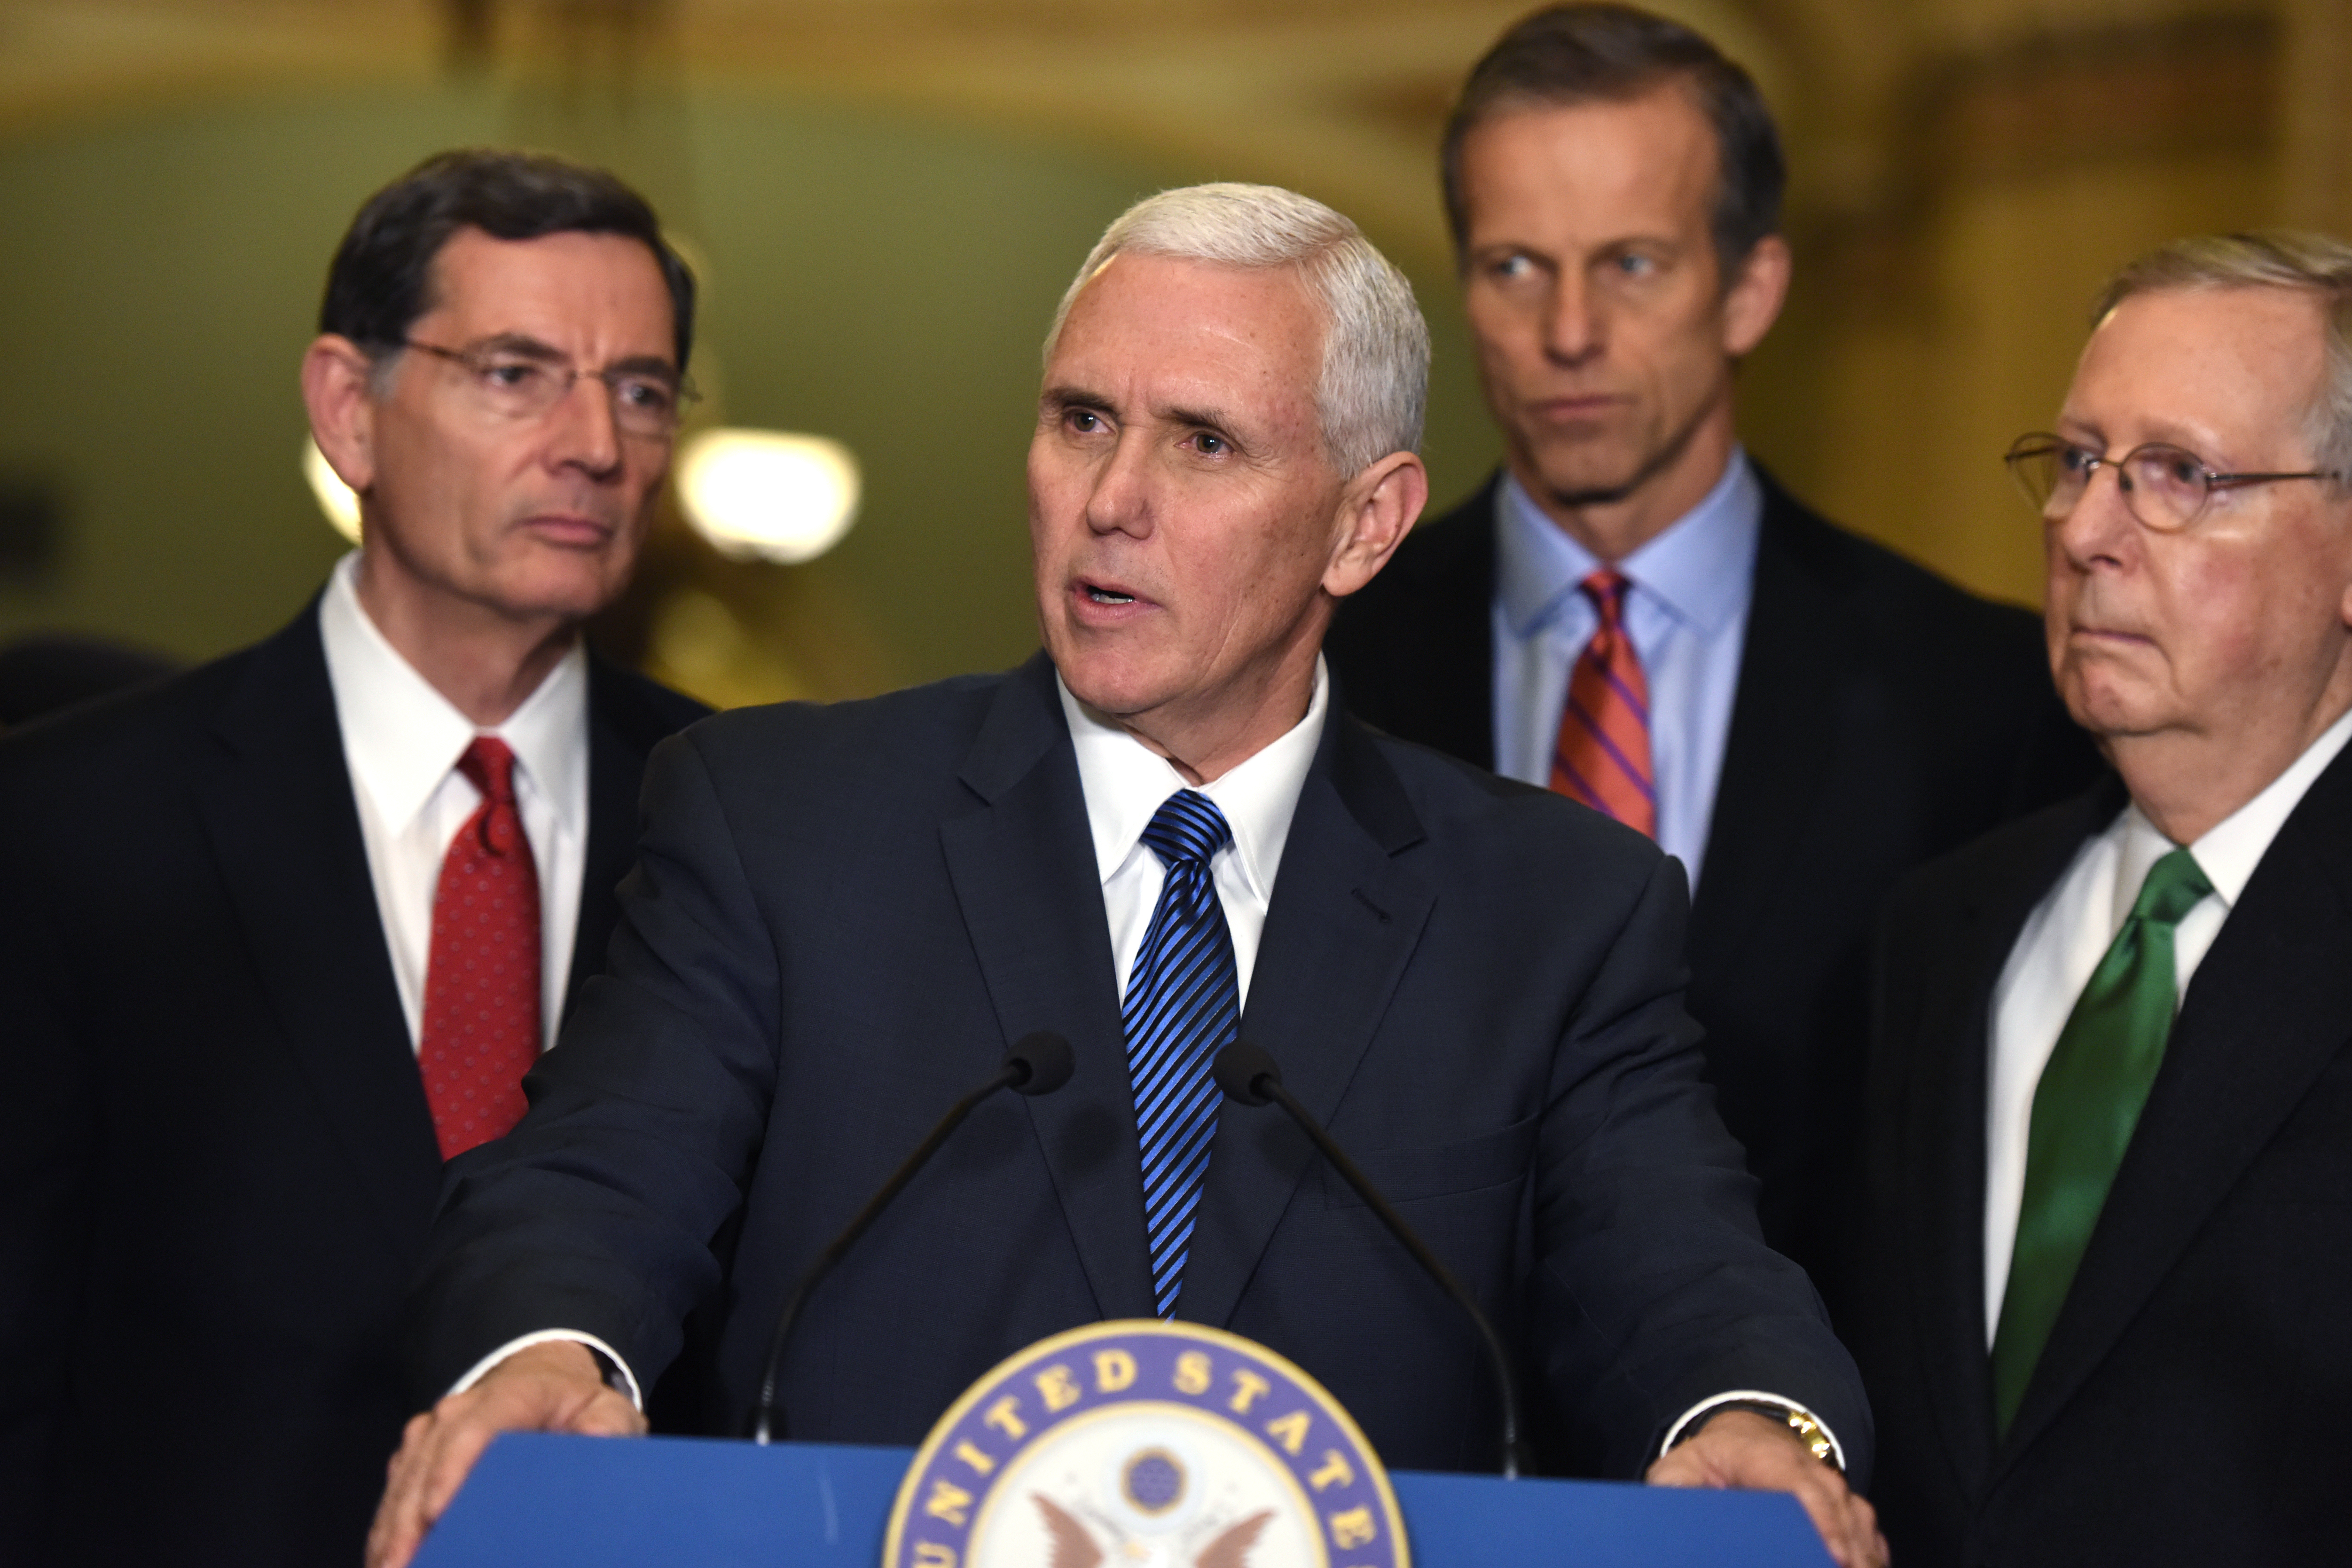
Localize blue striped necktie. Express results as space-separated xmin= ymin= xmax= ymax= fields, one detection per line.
xmin=1124 ymin=789 xmax=1241 ymax=1318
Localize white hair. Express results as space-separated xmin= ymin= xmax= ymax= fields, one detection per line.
xmin=2096 ymin=230 xmax=2352 ymax=481
xmin=1043 ymin=183 xmax=1429 ymax=477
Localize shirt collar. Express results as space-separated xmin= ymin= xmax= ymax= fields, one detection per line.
xmin=1058 ymin=657 xmax=1329 ymax=906
xmin=317 ymin=551 xmax=590 ymax=836
xmin=1495 ymin=449 xmax=1762 ymax=639
xmin=2119 ymin=703 xmax=2352 ymax=922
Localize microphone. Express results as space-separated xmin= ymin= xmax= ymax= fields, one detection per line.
xmin=1212 ymin=1040 xmax=1529 ymax=1479
xmin=747 ymin=1031 xmax=1075 ymax=1444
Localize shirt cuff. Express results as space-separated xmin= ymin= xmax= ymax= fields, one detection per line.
xmin=1658 ymin=1389 xmax=1847 ymax=1473
xmin=447 ymin=1329 xmax=644 ymax=1411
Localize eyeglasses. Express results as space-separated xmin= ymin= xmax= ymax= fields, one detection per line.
xmin=401 ymin=338 xmax=698 ymax=438
xmin=2004 ymin=431 xmax=2336 ymax=532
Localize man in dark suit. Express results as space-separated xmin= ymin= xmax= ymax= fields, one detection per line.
xmin=1856 ymin=232 xmax=2352 ymax=1565
xmin=1324 ymin=4 xmax=2096 ymax=1312
xmin=0 ymin=151 xmax=705 ymax=1566
xmin=366 ymin=182 xmax=1886 ymax=1568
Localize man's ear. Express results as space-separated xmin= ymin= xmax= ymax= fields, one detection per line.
xmin=1324 ymin=451 xmax=1429 ymax=599
xmin=302 ymin=335 xmax=382 ymax=495
xmin=1721 ymin=235 xmax=1791 ymax=360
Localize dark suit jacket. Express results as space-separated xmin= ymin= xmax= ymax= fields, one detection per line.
xmin=407 ymin=653 xmax=1870 ymax=1485
xmin=1856 ymin=756 xmax=2352 ymax=1567
xmin=1324 ymin=470 xmax=2100 ymax=1317
xmin=0 ymin=606 xmax=704 ymax=1568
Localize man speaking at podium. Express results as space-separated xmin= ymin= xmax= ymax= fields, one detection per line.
xmin=371 ymin=184 xmax=1882 ymax=1567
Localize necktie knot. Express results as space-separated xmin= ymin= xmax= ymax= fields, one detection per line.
xmin=457 ymin=735 xmax=518 ymax=806
xmin=456 ymin=736 xmax=522 ymax=856
xmin=1141 ymin=790 xmax=1233 ymax=870
xmin=2129 ymin=847 xmax=2212 ymax=929
xmin=1579 ymin=569 xmax=1633 ymax=630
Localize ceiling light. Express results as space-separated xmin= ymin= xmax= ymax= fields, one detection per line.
xmin=677 ymin=428 xmax=860 ymax=564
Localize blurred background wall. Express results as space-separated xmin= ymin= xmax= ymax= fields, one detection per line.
xmin=2 ymin=0 xmax=2348 ymax=707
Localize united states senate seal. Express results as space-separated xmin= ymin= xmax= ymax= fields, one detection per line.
xmin=882 ymin=1319 xmax=1408 ymax=1568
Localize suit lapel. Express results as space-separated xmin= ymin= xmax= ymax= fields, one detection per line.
xmin=1178 ymin=713 xmax=1435 ymax=1330
xmin=939 ymin=658 xmax=1156 ymax=1321
xmin=193 ymin=611 xmax=439 ymax=1251
xmin=1999 ymin=751 xmax=2352 ymax=1469
xmin=1900 ymin=788 xmax=2117 ymax=1498
xmin=1686 ymin=485 xmax=1844 ymax=972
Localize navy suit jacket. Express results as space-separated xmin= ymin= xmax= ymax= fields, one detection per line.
xmin=0 ymin=607 xmax=705 ymax=1568
xmin=408 ymin=654 xmax=1870 ymax=1482
xmin=1856 ymin=752 xmax=2352 ymax=1566
xmin=1325 ymin=470 xmax=2101 ymax=1320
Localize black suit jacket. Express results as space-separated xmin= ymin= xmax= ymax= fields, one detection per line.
xmin=408 ymin=654 xmax=1871 ymax=1483
xmin=1856 ymin=756 xmax=2352 ymax=1566
xmin=0 ymin=606 xmax=704 ymax=1568
xmin=1324 ymin=470 xmax=2100 ymax=1316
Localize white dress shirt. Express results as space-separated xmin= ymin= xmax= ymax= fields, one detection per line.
xmin=1490 ymin=451 xmax=1760 ymax=891
xmin=1984 ymin=706 xmax=2352 ymax=1338
xmin=317 ymin=551 xmax=589 ymax=1054
xmin=1059 ymin=659 xmax=1326 ymax=1007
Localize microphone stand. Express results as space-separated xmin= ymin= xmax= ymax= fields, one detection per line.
xmin=746 ymin=1032 xmax=1074 ymax=1444
xmin=1214 ymin=1040 xmax=1528 ymax=1478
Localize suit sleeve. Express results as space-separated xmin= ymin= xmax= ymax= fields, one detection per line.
xmin=1528 ymin=853 xmax=1876 ymax=1486
xmin=405 ymin=730 xmax=782 ymax=1403
xmin=0 ymin=811 xmax=91 ymax=1559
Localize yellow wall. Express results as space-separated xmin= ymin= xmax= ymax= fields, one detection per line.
xmin=1 ymin=2 xmax=2337 ymax=701
xmin=0 ymin=83 xmax=1501 ymax=701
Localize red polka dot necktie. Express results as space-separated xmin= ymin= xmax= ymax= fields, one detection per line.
xmin=418 ymin=736 xmax=542 ymax=1160
xmin=1549 ymin=569 xmax=1657 ymax=838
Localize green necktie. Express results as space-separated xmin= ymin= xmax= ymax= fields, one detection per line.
xmin=1991 ymin=846 xmax=2213 ymax=1435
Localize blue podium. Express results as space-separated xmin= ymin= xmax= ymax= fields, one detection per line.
xmin=414 ymin=1433 xmax=1831 ymax=1566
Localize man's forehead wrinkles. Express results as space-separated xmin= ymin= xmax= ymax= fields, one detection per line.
xmin=2064 ymin=393 xmax=2264 ymax=464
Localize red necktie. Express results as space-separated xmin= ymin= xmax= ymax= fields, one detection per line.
xmin=1549 ymin=569 xmax=1657 ymax=838
xmin=418 ymin=736 xmax=542 ymax=1160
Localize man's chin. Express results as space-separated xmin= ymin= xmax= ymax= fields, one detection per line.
xmin=1523 ymin=448 xmax=1651 ymax=511
xmin=474 ymin=560 xmax=630 ymax=626
xmin=2059 ymin=675 xmax=2172 ymax=742
xmin=1049 ymin=645 xmax=1175 ymax=724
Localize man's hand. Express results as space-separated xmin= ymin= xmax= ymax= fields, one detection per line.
xmin=366 ymin=1339 xmax=645 ymax=1568
xmin=1646 ymin=1409 xmax=1888 ymax=1568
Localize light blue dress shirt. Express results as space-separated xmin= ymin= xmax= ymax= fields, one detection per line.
xmin=1490 ymin=451 xmax=1761 ymax=892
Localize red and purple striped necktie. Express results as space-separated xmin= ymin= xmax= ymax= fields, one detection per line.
xmin=1549 ymin=569 xmax=1657 ymax=839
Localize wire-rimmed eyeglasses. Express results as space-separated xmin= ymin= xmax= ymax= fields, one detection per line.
xmin=2004 ymin=431 xmax=2336 ymax=532
xmin=402 ymin=337 xmax=698 ymax=438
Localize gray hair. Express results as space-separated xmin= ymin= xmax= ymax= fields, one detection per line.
xmin=1043 ymin=183 xmax=1429 ymax=477
xmin=2095 ymin=230 xmax=2352 ymax=479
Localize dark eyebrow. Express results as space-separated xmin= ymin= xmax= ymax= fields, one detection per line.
xmin=1161 ymin=403 xmax=1237 ymax=432
xmin=1160 ymin=403 xmax=1253 ymax=455
xmin=463 ymin=336 xmax=677 ymax=380
xmin=606 ymin=354 xmax=681 ymax=382
xmin=466 ymin=333 xmax=567 ymax=362
xmin=1041 ymin=384 xmax=1114 ymax=414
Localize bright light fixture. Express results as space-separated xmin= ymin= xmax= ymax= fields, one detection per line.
xmin=303 ymin=437 xmax=362 ymax=543
xmin=677 ymin=428 xmax=861 ymax=564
